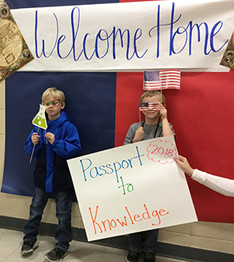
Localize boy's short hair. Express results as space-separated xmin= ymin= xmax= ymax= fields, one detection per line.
xmin=42 ymin=87 xmax=65 ymax=104
xmin=140 ymin=90 xmax=165 ymax=105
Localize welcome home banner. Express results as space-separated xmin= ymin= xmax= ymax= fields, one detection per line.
xmin=68 ymin=136 xmax=197 ymax=241
xmin=11 ymin=0 xmax=234 ymax=72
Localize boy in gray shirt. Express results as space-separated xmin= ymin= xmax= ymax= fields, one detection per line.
xmin=124 ymin=90 xmax=175 ymax=262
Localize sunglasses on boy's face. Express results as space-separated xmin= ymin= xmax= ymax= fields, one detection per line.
xmin=43 ymin=99 xmax=60 ymax=107
xmin=139 ymin=102 xmax=163 ymax=111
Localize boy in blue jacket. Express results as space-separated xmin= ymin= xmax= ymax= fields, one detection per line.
xmin=22 ymin=87 xmax=81 ymax=261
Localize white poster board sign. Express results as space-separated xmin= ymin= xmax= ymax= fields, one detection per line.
xmin=68 ymin=136 xmax=197 ymax=241
xmin=12 ymin=0 xmax=234 ymax=72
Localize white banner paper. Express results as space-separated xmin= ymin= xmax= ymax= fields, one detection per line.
xmin=68 ymin=136 xmax=197 ymax=241
xmin=12 ymin=0 xmax=234 ymax=72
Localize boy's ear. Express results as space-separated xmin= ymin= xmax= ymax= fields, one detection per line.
xmin=61 ymin=102 xmax=65 ymax=109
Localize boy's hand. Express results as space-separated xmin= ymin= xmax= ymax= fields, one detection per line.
xmin=160 ymin=105 xmax=174 ymax=137
xmin=133 ymin=126 xmax=145 ymax=142
xmin=45 ymin=132 xmax=55 ymax=144
xmin=160 ymin=106 xmax=168 ymax=120
xmin=31 ymin=132 xmax=40 ymax=145
xmin=174 ymin=155 xmax=194 ymax=177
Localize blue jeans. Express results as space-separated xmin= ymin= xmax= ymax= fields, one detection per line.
xmin=23 ymin=187 xmax=73 ymax=251
xmin=128 ymin=229 xmax=158 ymax=253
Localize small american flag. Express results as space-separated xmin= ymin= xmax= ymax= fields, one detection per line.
xmin=139 ymin=102 xmax=164 ymax=111
xmin=143 ymin=70 xmax=181 ymax=90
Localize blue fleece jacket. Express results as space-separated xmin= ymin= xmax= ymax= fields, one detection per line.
xmin=25 ymin=111 xmax=81 ymax=193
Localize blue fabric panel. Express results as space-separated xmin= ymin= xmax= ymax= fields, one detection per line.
xmin=2 ymin=71 xmax=116 ymax=195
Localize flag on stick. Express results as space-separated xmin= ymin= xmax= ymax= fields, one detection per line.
xmin=143 ymin=70 xmax=181 ymax=90
xmin=139 ymin=102 xmax=164 ymax=112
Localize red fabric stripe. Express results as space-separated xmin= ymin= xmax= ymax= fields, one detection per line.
xmin=115 ymin=69 xmax=234 ymax=223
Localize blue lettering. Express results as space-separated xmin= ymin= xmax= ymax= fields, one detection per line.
xmin=209 ymin=22 xmax=228 ymax=53
xmin=122 ymin=160 xmax=129 ymax=169
xmin=79 ymin=146 xmax=144 ymax=183
xmin=99 ymin=165 xmax=107 ymax=175
xmin=80 ymin=158 xmax=92 ymax=182
xmin=90 ymin=167 xmax=99 ymax=178
xmin=188 ymin=22 xmax=206 ymax=55
xmin=133 ymin=28 xmax=148 ymax=59
xmin=95 ymin=29 xmax=110 ymax=59
xmin=113 ymin=162 xmax=121 ymax=183
xmin=83 ymin=33 xmax=95 ymax=60
xmin=169 ymin=2 xmax=227 ymax=56
xmin=106 ymin=164 xmax=114 ymax=174
xmin=110 ymin=27 xmax=147 ymax=60
xmin=33 ymin=3 xmax=228 ymax=66
xmin=57 ymin=35 xmax=67 ymax=58
xmin=34 ymin=7 xmax=148 ymax=62
xmin=129 ymin=146 xmax=144 ymax=166
xmin=149 ymin=4 xmax=174 ymax=58
xmin=70 ymin=7 xmax=84 ymax=61
xmin=35 ymin=10 xmax=58 ymax=58
xmin=111 ymin=27 xmax=123 ymax=59
xmin=169 ymin=2 xmax=183 ymax=55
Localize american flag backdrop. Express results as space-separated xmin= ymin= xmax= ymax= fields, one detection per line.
xmin=143 ymin=70 xmax=181 ymax=90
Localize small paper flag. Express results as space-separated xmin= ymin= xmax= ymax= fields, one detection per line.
xmin=143 ymin=70 xmax=181 ymax=90
xmin=139 ymin=102 xmax=164 ymax=111
xmin=32 ymin=104 xmax=47 ymax=130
